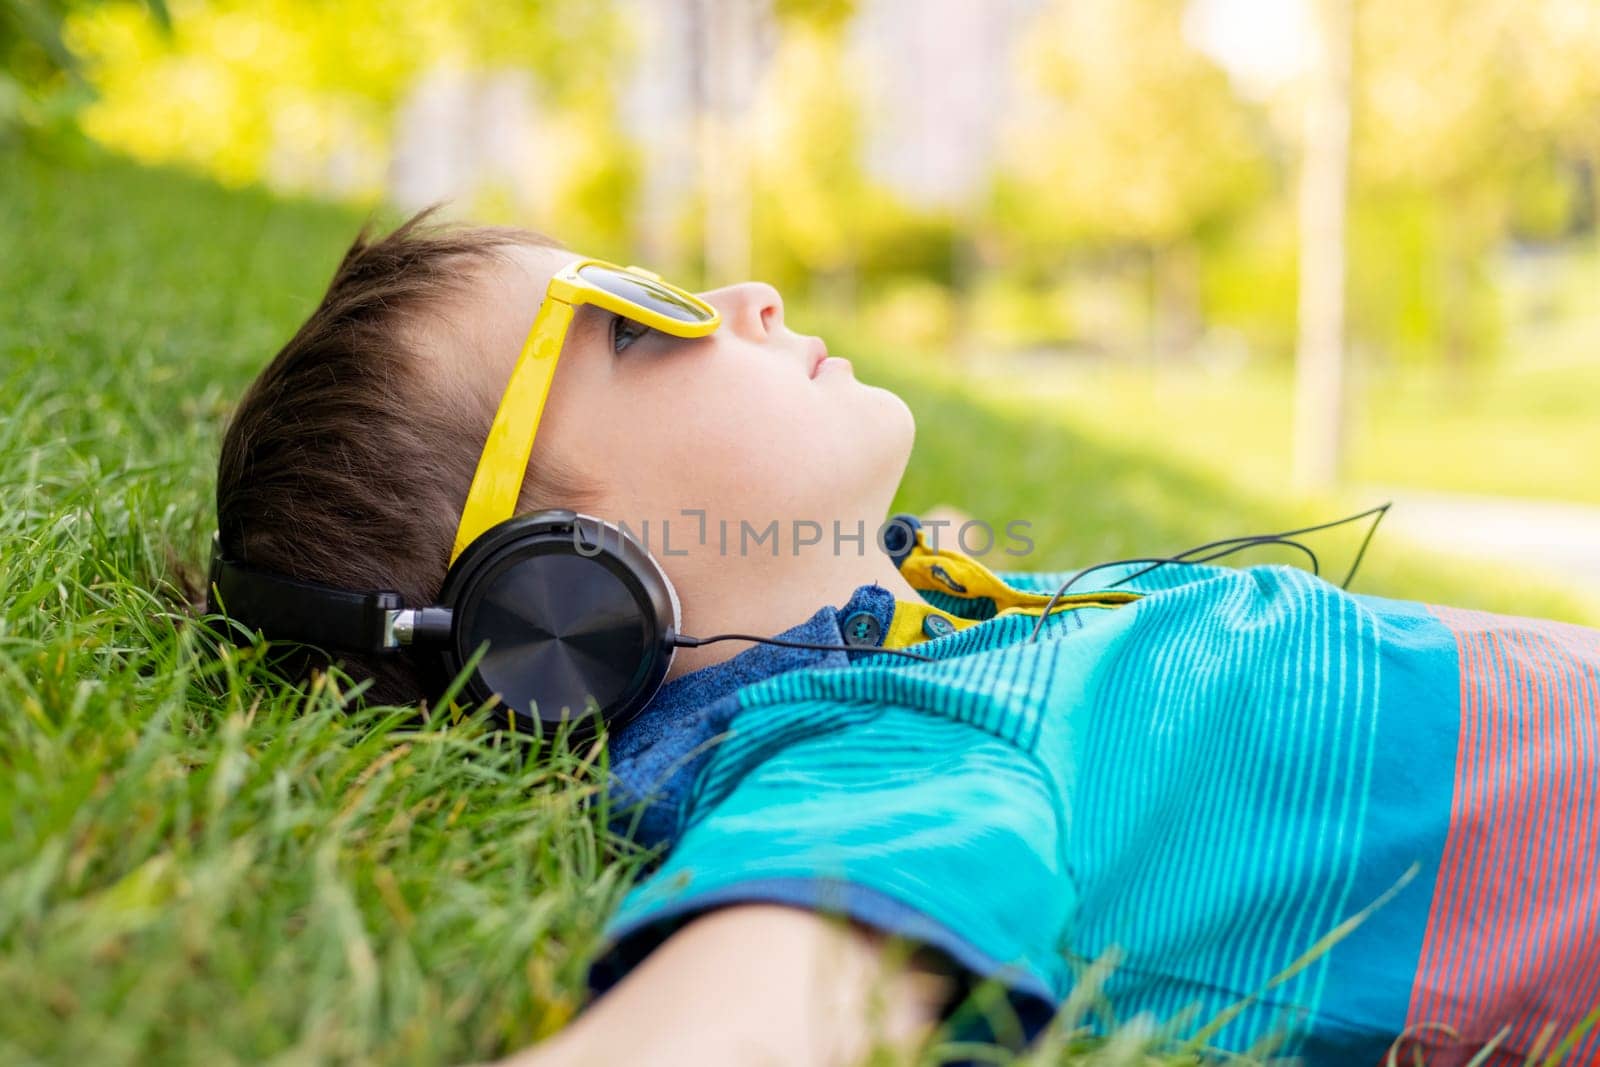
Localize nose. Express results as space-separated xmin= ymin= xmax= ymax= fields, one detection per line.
xmin=702 ymin=281 xmax=784 ymax=341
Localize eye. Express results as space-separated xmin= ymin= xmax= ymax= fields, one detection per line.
xmin=611 ymin=314 xmax=649 ymax=355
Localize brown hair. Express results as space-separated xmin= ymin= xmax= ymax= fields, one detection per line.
xmin=215 ymin=204 xmax=598 ymax=706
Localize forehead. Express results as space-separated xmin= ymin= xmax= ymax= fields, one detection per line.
xmin=413 ymin=241 xmax=593 ymax=417
xmin=467 ymin=241 xmax=602 ymax=358
xmin=486 ymin=241 xmax=582 ymax=305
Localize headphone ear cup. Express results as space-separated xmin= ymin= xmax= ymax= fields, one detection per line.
xmin=433 ymin=510 xmax=678 ymax=737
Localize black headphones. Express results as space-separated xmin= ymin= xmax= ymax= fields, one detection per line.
xmin=207 ymin=509 xmax=930 ymax=738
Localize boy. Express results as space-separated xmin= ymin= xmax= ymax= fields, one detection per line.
xmin=215 ymin=208 xmax=1600 ymax=1067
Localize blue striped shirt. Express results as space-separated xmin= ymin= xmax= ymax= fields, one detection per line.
xmin=592 ymin=512 xmax=1600 ymax=1065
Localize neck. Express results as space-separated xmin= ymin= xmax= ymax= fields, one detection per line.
xmin=661 ymin=522 xmax=924 ymax=682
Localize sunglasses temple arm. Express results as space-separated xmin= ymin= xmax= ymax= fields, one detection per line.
xmin=450 ymin=298 xmax=575 ymax=563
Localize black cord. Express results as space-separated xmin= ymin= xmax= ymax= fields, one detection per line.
xmin=1340 ymin=501 xmax=1391 ymax=590
xmin=683 ymin=505 xmax=1392 ymax=658
xmin=1024 ymin=536 xmax=1317 ymax=643
xmin=674 ymin=632 xmax=935 ymax=662
xmin=1123 ymin=535 xmax=1322 ymax=585
xmin=1147 ymin=502 xmax=1390 ymax=585
xmin=1190 ymin=535 xmax=1321 ymax=574
xmin=1024 ymin=503 xmax=1391 ymax=644
xmin=1025 ymin=537 xmax=1319 ymax=629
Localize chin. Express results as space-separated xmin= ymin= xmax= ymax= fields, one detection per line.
xmin=863 ymin=386 xmax=917 ymax=477
xmin=874 ymin=381 xmax=915 ymax=432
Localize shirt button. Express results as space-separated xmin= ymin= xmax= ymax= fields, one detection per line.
xmin=841 ymin=611 xmax=883 ymax=647
xmin=922 ymin=614 xmax=955 ymax=639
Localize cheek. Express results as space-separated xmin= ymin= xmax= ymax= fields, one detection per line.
xmin=582 ymin=349 xmax=911 ymax=521
xmin=667 ymin=376 xmax=821 ymax=474
xmin=663 ymin=371 xmax=898 ymax=507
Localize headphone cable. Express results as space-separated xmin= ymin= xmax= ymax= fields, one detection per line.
xmin=676 ymin=504 xmax=1391 ymax=661
xmin=673 ymin=632 xmax=935 ymax=662
xmin=1026 ymin=503 xmax=1391 ymax=643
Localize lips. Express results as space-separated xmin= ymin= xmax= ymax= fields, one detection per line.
xmin=807 ymin=338 xmax=829 ymax=379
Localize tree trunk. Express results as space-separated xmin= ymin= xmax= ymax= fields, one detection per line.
xmin=1292 ymin=0 xmax=1355 ymax=490
xmin=698 ymin=0 xmax=755 ymax=283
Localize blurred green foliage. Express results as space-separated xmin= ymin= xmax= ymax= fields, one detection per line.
xmin=0 ymin=0 xmax=165 ymax=138
xmin=16 ymin=0 xmax=1599 ymax=375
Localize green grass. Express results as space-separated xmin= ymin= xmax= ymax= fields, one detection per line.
xmin=1 ymin=141 xmax=647 ymax=1065
xmin=1 ymin=138 xmax=1592 ymax=1065
xmin=938 ymin=353 xmax=1600 ymax=508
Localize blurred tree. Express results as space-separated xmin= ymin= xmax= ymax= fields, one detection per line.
xmin=694 ymin=0 xmax=768 ymax=283
xmin=1519 ymin=1 xmax=1600 ymax=250
xmin=747 ymin=9 xmax=868 ymax=295
xmin=1178 ymin=0 xmax=1600 ymax=374
xmin=22 ymin=0 xmax=1600 ymax=378
xmin=1292 ymin=0 xmax=1353 ymax=489
xmin=772 ymin=0 xmax=854 ymax=30
xmin=0 ymin=0 xmax=167 ymax=137
xmin=60 ymin=0 xmax=634 ymax=249
xmin=1347 ymin=0 xmax=1600 ymax=368
xmin=987 ymin=0 xmax=1273 ymax=359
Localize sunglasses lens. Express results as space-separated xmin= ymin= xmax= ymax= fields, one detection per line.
xmin=577 ymin=263 xmax=715 ymax=324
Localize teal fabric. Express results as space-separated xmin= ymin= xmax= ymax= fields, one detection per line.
xmin=605 ymin=582 xmax=899 ymax=847
xmin=609 ymin=703 xmax=1074 ymax=1004
xmin=592 ymin=550 xmax=1600 ymax=1062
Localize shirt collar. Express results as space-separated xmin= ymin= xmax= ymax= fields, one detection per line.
xmin=612 ymin=508 xmax=1138 ymax=757
xmin=607 ymin=578 xmax=896 ymax=768
xmin=612 ymin=506 xmax=1101 ymax=758
xmin=604 ymin=513 xmax=1142 ymax=844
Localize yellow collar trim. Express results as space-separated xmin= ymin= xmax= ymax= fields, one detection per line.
xmin=884 ymin=600 xmax=979 ymax=649
xmin=882 ymin=527 xmax=1141 ymax=649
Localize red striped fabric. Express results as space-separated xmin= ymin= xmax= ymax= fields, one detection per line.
xmin=1402 ymin=606 xmax=1600 ymax=1064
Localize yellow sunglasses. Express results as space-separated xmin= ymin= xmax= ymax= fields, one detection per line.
xmin=450 ymin=258 xmax=721 ymax=564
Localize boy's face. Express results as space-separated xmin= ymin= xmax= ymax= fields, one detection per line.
xmin=441 ymin=242 xmax=916 ymax=543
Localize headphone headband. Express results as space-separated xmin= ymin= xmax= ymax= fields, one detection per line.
xmin=207 ymin=534 xmax=404 ymax=654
